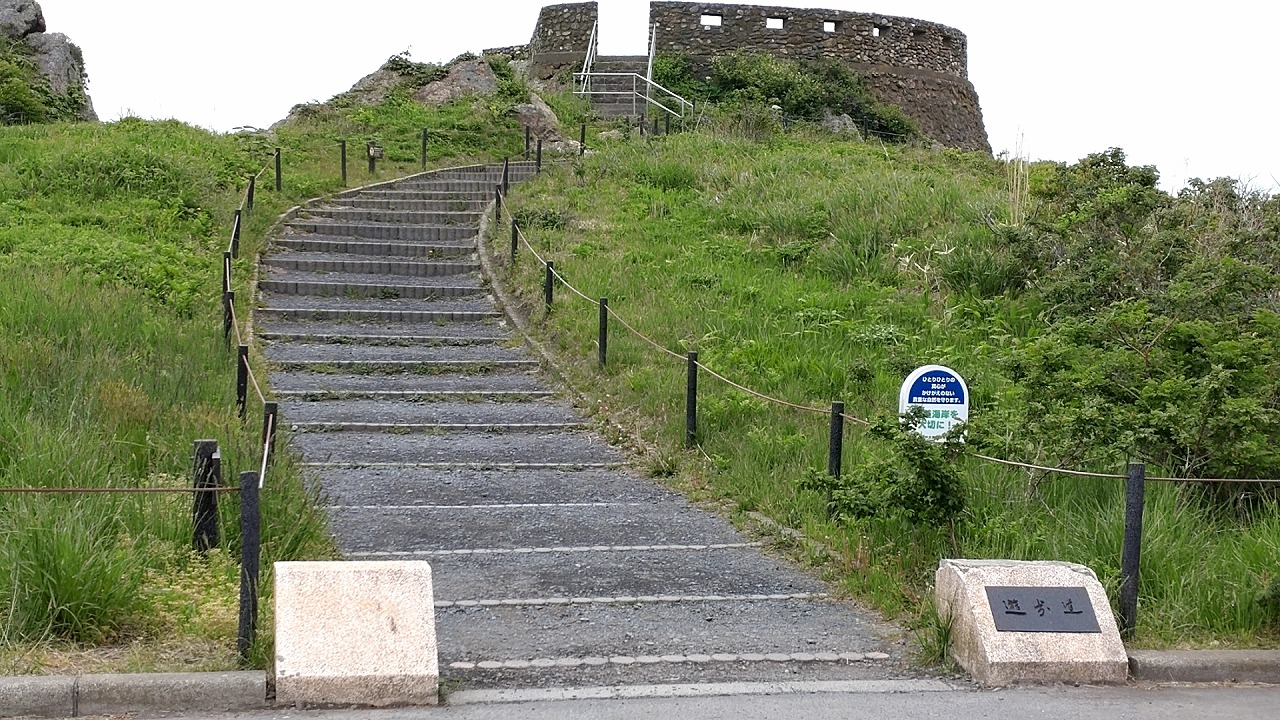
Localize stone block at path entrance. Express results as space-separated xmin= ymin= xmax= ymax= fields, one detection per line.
xmin=936 ymin=559 xmax=1127 ymax=686
xmin=275 ymin=561 xmax=438 ymax=706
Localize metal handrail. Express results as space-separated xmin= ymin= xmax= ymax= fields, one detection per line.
xmin=578 ymin=21 xmax=599 ymax=94
xmin=573 ymin=72 xmax=694 ymax=119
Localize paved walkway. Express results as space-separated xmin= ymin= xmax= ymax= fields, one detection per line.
xmin=259 ymin=162 xmax=923 ymax=692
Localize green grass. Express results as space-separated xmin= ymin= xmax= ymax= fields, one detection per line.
xmin=0 ymin=85 xmax=530 ymax=672
xmin=496 ymin=129 xmax=1280 ymax=648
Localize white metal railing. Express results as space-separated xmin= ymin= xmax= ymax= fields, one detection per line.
xmin=577 ymin=21 xmax=599 ymax=95
xmin=573 ymin=72 xmax=694 ymax=121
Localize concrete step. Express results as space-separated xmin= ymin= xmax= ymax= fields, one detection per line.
xmin=262 ymin=341 xmax=535 ymax=372
xmin=357 ymin=189 xmax=499 ymax=202
xmin=327 ymin=501 xmax=738 ymax=553
xmin=411 ymin=545 xmax=829 ymax=599
xmin=280 ymin=399 xmax=583 ymax=429
xmin=331 ymin=198 xmax=488 ymax=212
xmin=256 ymin=295 xmax=501 ymax=323
xmin=300 ymin=208 xmax=482 ymax=225
xmin=256 ymin=319 xmax=510 ymax=345
xmin=271 ymin=237 xmax=475 ymax=259
xmin=289 ymin=430 xmax=625 ymax=468
xmin=305 ymin=467 xmax=680 ymax=507
xmin=259 ymin=276 xmax=485 ymax=301
xmin=436 ymin=598 xmax=888 ymax=665
xmin=263 ymin=252 xmax=477 ymax=277
xmin=268 ymin=369 xmax=552 ymax=401
xmin=387 ymin=180 xmax=514 ymax=193
xmin=285 ymin=220 xmax=477 ymax=242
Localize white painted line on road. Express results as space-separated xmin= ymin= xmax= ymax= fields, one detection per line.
xmin=347 ymin=542 xmax=762 ymax=558
xmin=446 ymin=679 xmax=956 ymax=705
xmin=435 ymin=592 xmax=831 ymax=608
xmin=446 ymin=651 xmax=896 ymax=672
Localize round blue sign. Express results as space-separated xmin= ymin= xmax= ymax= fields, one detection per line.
xmin=898 ymin=365 xmax=970 ymax=440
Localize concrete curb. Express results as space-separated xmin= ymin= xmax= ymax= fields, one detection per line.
xmin=1128 ymin=650 xmax=1280 ymax=684
xmin=0 ymin=671 xmax=266 ymax=718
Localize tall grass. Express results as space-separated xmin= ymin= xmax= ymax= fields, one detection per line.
xmin=496 ymin=130 xmax=1280 ymax=647
xmin=0 ymin=90 xmax=527 ymax=670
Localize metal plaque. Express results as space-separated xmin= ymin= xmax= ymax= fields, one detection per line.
xmin=986 ymin=586 xmax=1101 ymax=633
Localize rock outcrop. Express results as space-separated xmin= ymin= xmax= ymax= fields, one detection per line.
xmin=0 ymin=0 xmax=96 ymax=122
xmin=412 ymin=59 xmax=499 ymax=105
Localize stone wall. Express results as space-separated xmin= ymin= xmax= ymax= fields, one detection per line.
xmin=649 ymin=2 xmax=966 ymax=78
xmin=523 ymin=1 xmax=989 ymax=152
xmin=526 ymin=2 xmax=598 ymax=82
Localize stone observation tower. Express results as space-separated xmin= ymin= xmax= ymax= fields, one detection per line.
xmin=513 ymin=1 xmax=989 ymax=152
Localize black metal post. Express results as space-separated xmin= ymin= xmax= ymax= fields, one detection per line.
xmin=1119 ymin=462 xmax=1146 ymax=638
xmin=598 ymin=298 xmax=609 ymax=367
xmin=261 ymin=402 xmax=279 ymax=463
xmin=340 ymin=139 xmax=347 ymax=187
xmin=653 ymin=116 xmax=659 ymax=135
xmin=367 ymin=142 xmax=376 ymax=175
xmin=236 ymin=345 xmax=249 ymax=419
xmin=223 ymin=290 xmax=234 ymax=348
xmin=544 ymin=261 xmax=554 ymax=312
xmin=686 ymin=352 xmax=699 ymax=448
xmin=536 ymin=139 xmax=542 ymax=173
xmin=494 ymin=184 xmax=502 ymax=223
xmin=421 ymin=128 xmax=428 ymax=171
xmin=510 ymin=219 xmax=519 ymax=262
xmin=273 ymin=147 xmax=281 ymax=192
xmin=502 ymin=156 xmax=510 ymax=194
xmin=237 ymin=471 xmax=261 ymax=664
xmin=525 ymin=125 xmax=531 ymax=160
xmin=231 ymin=209 xmax=241 ymax=259
xmin=665 ymin=114 xmax=671 ymax=136
xmin=192 ymin=440 xmax=221 ymax=552
xmin=827 ymin=401 xmax=845 ymax=517
xmin=580 ymin=123 xmax=586 ymax=157
xmin=246 ymin=175 xmax=256 ymax=212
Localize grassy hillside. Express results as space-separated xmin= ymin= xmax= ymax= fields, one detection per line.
xmin=497 ymin=128 xmax=1280 ymax=649
xmin=0 ymin=70 xmax=529 ymax=671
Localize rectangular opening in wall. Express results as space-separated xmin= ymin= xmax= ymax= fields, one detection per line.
xmin=766 ymin=17 xmax=785 ymax=30
xmin=700 ymin=14 xmax=721 ymax=27
xmin=872 ymin=25 xmax=888 ymax=37
xmin=823 ymin=21 xmax=839 ymax=33
xmin=911 ymin=27 xmax=927 ymax=39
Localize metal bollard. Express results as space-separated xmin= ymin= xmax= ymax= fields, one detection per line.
xmin=274 ymin=148 xmax=281 ymax=192
xmin=544 ymin=261 xmax=554 ymax=312
xmin=1119 ymin=462 xmax=1146 ymax=638
xmin=510 ymin=219 xmax=519 ymax=262
xmin=685 ymin=352 xmax=699 ymax=448
xmin=827 ymin=402 xmax=845 ymax=517
xmin=237 ymin=471 xmax=261 ymax=664
xmin=236 ymin=345 xmax=249 ymax=419
xmin=598 ymin=298 xmax=609 ymax=367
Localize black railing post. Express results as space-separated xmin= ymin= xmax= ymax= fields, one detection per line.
xmin=421 ymin=128 xmax=428 ymax=171
xmin=1119 ymin=462 xmax=1147 ymax=639
xmin=665 ymin=114 xmax=671 ymax=136
xmin=653 ymin=116 xmax=659 ymax=136
xmin=494 ymin=184 xmax=502 ymax=224
xmin=502 ymin=156 xmax=510 ymax=194
xmin=246 ymin=175 xmax=256 ymax=212
xmin=340 ymin=140 xmax=348 ymax=187
xmin=544 ymin=261 xmax=554 ymax=312
xmin=261 ymin=402 xmax=279 ymax=463
xmin=231 ymin=209 xmax=242 ymax=259
xmin=598 ymin=298 xmax=609 ymax=367
xmin=827 ymin=401 xmax=845 ymax=518
xmin=192 ymin=440 xmax=221 ymax=552
xmin=222 ymin=251 xmax=232 ymax=294
xmin=510 ymin=219 xmax=519 ymax=262
xmin=580 ymin=123 xmax=586 ymax=157
xmin=536 ymin=139 xmax=542 ymax=173
xmin=237 ymin=471 xmax=261 ymax=665
xmin=236 ymin=345 xmax=249 ymax=419
xmin=223 ymin=290 xmax=234 ymax=348
xmin=686 ymin=352 xmax=699 ymax=448
xmin=525 ymin=125 xmax=531 ymax=160
xmin=274 ymin=147 xmax=281 ymax=192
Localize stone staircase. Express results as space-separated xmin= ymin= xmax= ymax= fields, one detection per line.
xmin=258 ymin=161 xmax=919 ymax=692
xmin=583 ymin=55 xmax=650 ymax=120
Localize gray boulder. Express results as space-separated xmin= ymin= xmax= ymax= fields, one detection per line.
xmin=513 ymin=92 xmax=579 ymax=153
xmin=821 ymin=110 xmax=863 ymax=138
xmin=0 ymin=0 xmax=44 ymax=40
xmin=25 ymin=32 xmax=96 ymax=121
xmin=412 ymin=59 xmax=498 ymax=105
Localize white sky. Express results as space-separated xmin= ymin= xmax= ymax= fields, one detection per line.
xmin=41 ymin=0 xmax=1279 ymax=192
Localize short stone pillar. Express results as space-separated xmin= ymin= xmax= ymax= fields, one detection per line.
xmin=274 ymin=561 xmax=438 ymax=706
xmin=935 ymin=559 xmax=1127 ymax=686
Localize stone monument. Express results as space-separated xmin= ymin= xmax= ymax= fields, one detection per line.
xmin=935 ymin=559 xmax=1128 ymax=685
